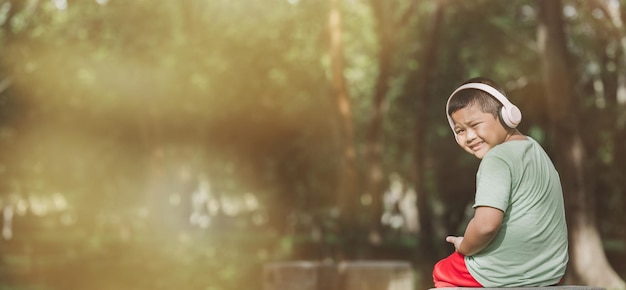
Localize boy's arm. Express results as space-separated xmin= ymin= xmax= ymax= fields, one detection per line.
xmin=446 ymin=206 xmax=504 ymax=256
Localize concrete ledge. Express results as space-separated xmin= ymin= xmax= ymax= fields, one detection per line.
xmin=264 ymin=260 xmax=414 ymax=290
xmin=264 ymin=261 xmax=337 ymax=290
xmin=339 ymin=261 xmax=414 ymax=290
xmin=430 ymin=287 xmax=605 ymax=290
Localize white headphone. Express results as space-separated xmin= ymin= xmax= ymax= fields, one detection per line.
xmin=446 ymin=82 xmax=522 ymax=137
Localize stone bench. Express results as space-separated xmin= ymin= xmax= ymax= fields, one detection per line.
xmin=263 ymin=260 xmax=413 ymax=290
xmin=263 ymin=261 xmax=338 ymax=290
xmin=339 ymin=261 xmax=414 ymax=290
xmin=263 ymin=261 xmax=604 ymax=290
xmin=430 ymin=287 xmax=605 ymax=290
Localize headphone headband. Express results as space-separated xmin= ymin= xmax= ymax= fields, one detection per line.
xmin=446 ymin=82 xmax=522 ymax=139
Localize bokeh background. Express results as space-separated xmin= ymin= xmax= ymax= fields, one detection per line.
xmin=0 ymin=0 xmax=625 ymax=289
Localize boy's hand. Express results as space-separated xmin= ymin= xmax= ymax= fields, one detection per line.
xmin=446 ymin=236 xmax=464 ymax=253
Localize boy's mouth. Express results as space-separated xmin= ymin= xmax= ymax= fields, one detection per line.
xmin=468 ymin=142 xmax=483 ymax=151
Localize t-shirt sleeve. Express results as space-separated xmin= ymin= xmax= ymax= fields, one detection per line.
xmin=474 ymin=154 xmax=511 ymax=212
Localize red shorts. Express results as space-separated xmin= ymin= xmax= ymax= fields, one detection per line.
xmin=432 ymin=252 xmax=482 ymax=288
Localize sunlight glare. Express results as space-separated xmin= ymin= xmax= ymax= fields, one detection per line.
xmin=618 ymin=77 xmax=626 ymax=104
xmin=243 ymin=193 xmax=259 ymax=211
xmin=52 ymin=193 xmax=68 ymax=211
xmin=52 ymin=0 xmax=67 ymax=10
xmin=2 ymin=206 xmax=13 ymax=239
xmin=137 ymin=207 xmax=149 ymax=218
xmin=28 ymin=196 xmax=49 ymax=216
xmin=15 ymin=199 xmax=28 ymax=216
xmin=221 ymin=196 xmax=241 ymax=217
xmin=360 ymin=194 xmax=372 ymax=206
xmin=0 ymin=2 xmax=11 ymax=26
xmin=563 ymin=4 xmax=576 ymax=18
xmin=169 ymin=193 xmax=181 ymax=206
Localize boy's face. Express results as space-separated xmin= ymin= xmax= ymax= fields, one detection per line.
xmin=450 ymin=103 xmax=509 ymax=159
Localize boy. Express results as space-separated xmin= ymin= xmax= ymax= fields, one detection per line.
xmin=432 ymin=77 xmax=568 ymax=288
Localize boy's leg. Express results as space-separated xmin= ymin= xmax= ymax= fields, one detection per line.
xmin=432 ymin=251 xmax=482 ymax=288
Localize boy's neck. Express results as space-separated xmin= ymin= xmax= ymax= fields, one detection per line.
xmin=505 ymin=129 xmax=526 ymax=142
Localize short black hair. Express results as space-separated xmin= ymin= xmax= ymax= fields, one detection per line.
xmin=447 ymin=77 xmax=506 ymax=119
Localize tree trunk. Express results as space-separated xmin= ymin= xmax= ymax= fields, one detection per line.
xmin=591 ymin=0 xmax=626 ymax=223
xmin=328 ymin=0 xmax=359 ymax=258
xmin=411 ymin=1 xmax=446 ymax=289
xmin=364 ymin=0 xmax=393 ymax=248
xmin=414 ymin=0 xmax=445 ymax=257
xmin=536 ymin=1 xmax=626 ymax=288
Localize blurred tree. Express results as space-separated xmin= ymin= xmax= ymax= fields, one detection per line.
xmin=537 ymin=0 xmax=625 ymax=288
xmin=411 ymin=0 xmax=445 ymax=265
xmin=363 ymin=0 xmax=394 ymax=249
xmin=328 ymin=0 xmax=359 ymax=258
xmin=585 ymin=0 xmax=626 ymax=247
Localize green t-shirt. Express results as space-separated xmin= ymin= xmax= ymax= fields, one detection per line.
xmin=465 ymin=137 xmax=568 ymax=287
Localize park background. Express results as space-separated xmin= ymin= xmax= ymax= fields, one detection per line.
xmin=0 ymin=0 xmax=625 ymax=289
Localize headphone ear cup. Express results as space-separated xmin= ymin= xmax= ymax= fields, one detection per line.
xmin=500 ymin=105 xmax=522 ymax=128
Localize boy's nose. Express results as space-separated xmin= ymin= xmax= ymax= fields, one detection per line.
xmin=465 ymin=130 xmax=478 ymax=144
